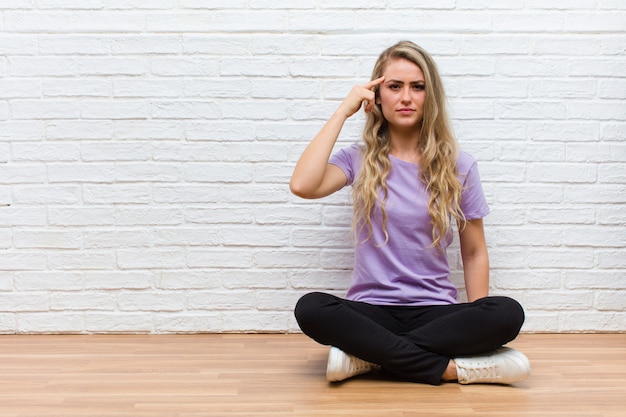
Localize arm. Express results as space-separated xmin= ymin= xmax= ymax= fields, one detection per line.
xmin=289 ymin=77 xmax=385 ymax=199
xmin=459 ymin=218 xmax=490 ymax=302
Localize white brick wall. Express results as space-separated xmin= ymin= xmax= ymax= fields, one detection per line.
xmin=0 ymin=1 xmax=624 ymax=334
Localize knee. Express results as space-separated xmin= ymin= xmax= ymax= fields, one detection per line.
xmin=491 ymin=296 xmax=525 ymax=335
xmin=294 ymin=292 xmax=334 ymax=332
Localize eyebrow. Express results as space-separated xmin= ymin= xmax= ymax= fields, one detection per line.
xmin=386 ymin=79 xmax=425 ymax=84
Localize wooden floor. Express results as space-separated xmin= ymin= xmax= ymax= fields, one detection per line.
xmin=0 ymin=334 xmax=624 ymax=417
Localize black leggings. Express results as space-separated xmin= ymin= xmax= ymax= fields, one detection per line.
xmin=295 ymin=292 xmax=525 ymax=385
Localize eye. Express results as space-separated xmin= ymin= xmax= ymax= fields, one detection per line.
xmin=389 ymin=84 xmax=401 ymax=91
xmin=413 ymin=84 xmax=425 ymax=91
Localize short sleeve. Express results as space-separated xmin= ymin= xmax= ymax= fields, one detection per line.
xmin=328 ymin=143 xmax=362 ymax=186
xmin=457 ymin=152 xmax=490 ymax=220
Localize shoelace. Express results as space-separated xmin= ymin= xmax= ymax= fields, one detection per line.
xmin=347 ymin=356 xmax=372 ymax=372
xmin=462 ymin=360 xmax=500 ymax=381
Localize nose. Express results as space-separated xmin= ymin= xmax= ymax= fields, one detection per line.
xmin=401 ymin=86 xmax=411 ymax=102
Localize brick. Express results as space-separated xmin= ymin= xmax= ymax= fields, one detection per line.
xmin=48 ymin=207 xmax=114 ymax=226
xmin=159 ymin=270 xmax=222 ymax=290
xmin=0 ymin=165 xmax=46 ymax=184
xmin=559 ymin=312 xmax=626 ymax=332
xmin=85 ymin=313 xmax=152 ymax=333
xmin=38 ymin=35 xmax=110 ymax=55
xmin=50 ymin=292 xmax=116 ymax=311
xmin=81 ymin=142 xmax=151 ymax=161
xmin=254 ymin=163 xmax=293 ymax=183
xmin=187 ymin=290 xmax=256 ymax=310
xmin=12 ymin=142 xmax=80 ymax=162
xmin=0 ymin=293 xmax=50 ymax=312
xmin=599 ymin=164 xmax=626 ymax=183
xmin=151 ymin=100 xmax=220 ymax=120
xmin=493 ymin=12 xmax=564 ymax=32
xmin=44 ymin=79 xmax=111 ymax=97
xmin=18 ymin=313 xmax=84 ymax=333
xmin=185 ymin=206 xmax=253 ymax=225
xmin=85 ymin=271 xmax=154 ymax=290
xmin=114 ymin=79 xmax=183 ymax=98
xmin=150 ymin=57 xmax=219 ymax=77
xmin=457 ymin=0 xmax=523 ymax=9
xmin=81 ymin=100 xmax=149 ymax=119
xmin=82 ymin=184 xmax=151 ymax=204
xmin=222 ymin=225 xmax=290 ymax=247
xmin=152 ymin=185 xmax=221 ymax=204
xmin=154 ymin=312 xmax=223 ymax=333
xmin=9 ymin=57 xmax=73 ymax=77
xmin=37 ymin=0 xmax=106 ymax=9
xmin=565 ymin=12 xmax=626 ymax=32
xmin=564 ymin=271 xmax=626 ymax=290
xmin=155 ymin=227 xmax=221 ymax=247
xmin=47 ymin=120 xmax=113 ymax=140
xmin=48 ymin=163 xmax=115 ymax=183
xmin=222 ymin=311 xmax=291 ymax=332
xmin=215 ymin=11 xmax=288 ymax=32
xmin=11 ymin=100 xmax=80 ymax=120
xmin=221 ymin=269 xmax=289 ymax=289
xmin=596 ymin=291 xmax=626 ymax=311
xmin=563 ymin=226 xmax=626 ymax=248
xmin=13 ymin=185 xmax=81 ymax=205
xmin=84 ymin=229 xmax=155 ymax=248
xmin=115 ymin=162 xmax=181 ymax=182
xmin=531 ymin=36 xmax=601 ymax=56
xmin=568 ymin=102 xmax=625 ymax=121
xmin=0 ymin=252 xmax=48 ymax=271
xmin=117 ymin=249 xmax=186 ymax=270
xmin=527 ymin=163 xmax=596 ymax=183
xmin=527 ymin=121 xmax=599 ymax=142
xmin=118 ymin=291 xmax=186 ymax=312
xmin=111 ymin=35 xmax=181 ymax=54
xmin=14 ymin=230 xmax=82 ymax=249
xmin=288 ymin=11 xmax=354 ymax=32
xmin=48 ymin=250 xmax=117 ymax=270
xmin=496 ymin=101 xmax=566 ymax=120
xmin=0 ymin=80 xmax=41 ymax=98
xmin=187 ymin=249 xmax=254 ymax=269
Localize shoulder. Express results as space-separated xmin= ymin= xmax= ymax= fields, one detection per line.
xmin=456 ymin=151 xmax=478 ymax=174
xmin=338 ymin=143 xmax=362 ymax=158
xmin=330 ymin=143 xmax=362 ymax=167
xmin=329 ymin=143 xmax=363 ymax=184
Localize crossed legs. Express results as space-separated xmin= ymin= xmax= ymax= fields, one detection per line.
xmin=294 ymin=292 xmax=525 ymax=385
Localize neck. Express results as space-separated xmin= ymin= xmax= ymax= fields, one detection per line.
xmin=389 ymin=126 xmax=421 ymax=163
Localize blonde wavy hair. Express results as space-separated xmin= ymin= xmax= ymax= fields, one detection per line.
xmin=352 ymin=41 xmax=465 ymax=250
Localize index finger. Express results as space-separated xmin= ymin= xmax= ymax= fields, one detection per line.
xmin=363 ymin=76 xmax=385 ymax=90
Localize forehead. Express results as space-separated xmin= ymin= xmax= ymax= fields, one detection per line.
xmin=382 ymin=57 xmax=424 ymax=80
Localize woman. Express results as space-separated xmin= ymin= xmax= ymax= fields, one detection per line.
xmin=289 ymin=41 xmax=531 ymax=385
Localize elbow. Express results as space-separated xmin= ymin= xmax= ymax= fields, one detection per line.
xmin=289 ymin=178 xmax=314 ymax=199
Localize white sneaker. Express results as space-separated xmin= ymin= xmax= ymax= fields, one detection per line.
xmin=326 ymin=346 xmax=379 ymax=382
xmin=454 ymin=347 xmax=531 ymax=385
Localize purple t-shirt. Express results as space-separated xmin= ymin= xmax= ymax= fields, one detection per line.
xmin=329 ymin=144 xmax=490 ymax=306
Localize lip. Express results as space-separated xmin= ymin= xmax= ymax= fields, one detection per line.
xmin=397 ymin=108 xmax=415 ymax=114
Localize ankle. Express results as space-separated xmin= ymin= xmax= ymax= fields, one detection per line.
xmin=441 ymin=359 xmax=458 ymax=382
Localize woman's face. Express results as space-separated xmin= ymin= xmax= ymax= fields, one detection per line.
xmin=377 ymin=57 xmax=426 ymax=132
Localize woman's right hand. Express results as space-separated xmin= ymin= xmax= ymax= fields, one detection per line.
xmin=290 ymin=76 xmax=386 ymax=199
xmin=335 ymin=76 xmax=385 ymax=119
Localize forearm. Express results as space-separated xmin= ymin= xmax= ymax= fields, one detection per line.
xmin=289 ymin=112 xmax=347 ymax=197
xmin=290 ymin=76 xmax=384 ymax=199
xmin=462 ymin=252 xmax=489 ymax=302
xmin=289 ymin=113 xmax=346 ymax=198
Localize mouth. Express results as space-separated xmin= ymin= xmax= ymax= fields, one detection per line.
xmin=397 ymin=108 xmax=415 ymax=115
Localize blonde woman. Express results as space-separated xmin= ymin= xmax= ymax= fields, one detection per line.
xmin=290 ymin=41 xmax=531 ymax=385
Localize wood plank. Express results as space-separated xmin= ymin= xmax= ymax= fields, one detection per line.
xmin=0 ymin=333 xmax=623 ymax=416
